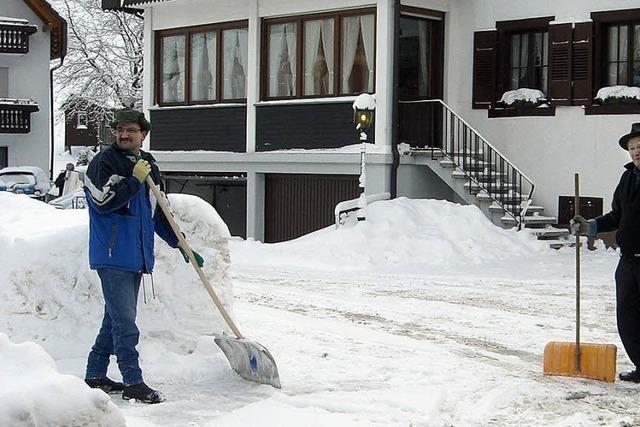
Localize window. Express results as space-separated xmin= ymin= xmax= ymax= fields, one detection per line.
xmin=473 ymin=16 xmax=557 ymax=116
xmin=156 ymin=21 xmax=248 ymax=105
xmin=0 ymin=147 xmax=6 ymax=168
xmin=508 ymin=31 xmax=549 ymax=93
xmin=0 ymin=68 xmax=7 ymax=98
xmin=588 ymin=8 xmax=640 ymax=114
xmin=263 ymin=9 xmax=375 ymax=100
xmin=76 ymin=112 xmax=88 ymax=129
xmin=603 ymin=23 xmax=640 ymax=87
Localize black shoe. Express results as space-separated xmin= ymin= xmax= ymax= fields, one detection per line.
xmin=122 ymin=382 xmax=165 ymax=404
xmin=85 ymin=377 xmax=125 ymax=394
xmin=619 ymin=369 xmax=640 ymax=382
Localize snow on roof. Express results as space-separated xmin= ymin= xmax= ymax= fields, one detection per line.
xmin=0 ymin=17 xmax=30 ymax=26
xmin=0 ymin=98 xmax=38 ymax=106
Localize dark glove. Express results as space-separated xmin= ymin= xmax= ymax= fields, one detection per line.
xmin=569 ymin=215 xmax=590 ymax=236
xmin=178 ymin=246 xmax=204 ymax=268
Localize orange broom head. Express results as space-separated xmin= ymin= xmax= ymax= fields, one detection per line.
xmin=543 ymin=341 xmax=617 ymax=383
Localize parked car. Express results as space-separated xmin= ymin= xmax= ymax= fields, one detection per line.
xmin=0 ymin=166 xmax=51 ymax=200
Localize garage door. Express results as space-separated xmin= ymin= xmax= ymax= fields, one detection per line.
xmin=265 ymin=174 xmax=360 ymax=243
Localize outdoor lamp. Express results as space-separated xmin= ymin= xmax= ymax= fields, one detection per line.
xmin=354 ymin=108 xmax=374 ymax=129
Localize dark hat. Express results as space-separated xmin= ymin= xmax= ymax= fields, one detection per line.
xmin=111 ymin=108 xmax=151 ymax=132
xmin=619 ymin=122 xmax=640 ymax=149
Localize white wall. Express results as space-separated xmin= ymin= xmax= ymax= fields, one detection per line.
xmin=0 ymin=1 xmax=52 ymax=174
xmin=446 ymin=0 xmax=640 ymax=217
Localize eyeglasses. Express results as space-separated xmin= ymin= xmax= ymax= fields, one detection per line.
xmin=115 ymin=127 xmax=142 ymax=134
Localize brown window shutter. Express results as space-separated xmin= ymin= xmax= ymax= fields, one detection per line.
xmin=548 ymin=23 xmax=572 ymax=106
xmin=472 ymin=30 xmax=497 ymax=109
xmin=571 ymin=22 xmax=593 ymax=106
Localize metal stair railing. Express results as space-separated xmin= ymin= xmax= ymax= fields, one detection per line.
xmin=399 ymin=99 xmax=535 ymax=229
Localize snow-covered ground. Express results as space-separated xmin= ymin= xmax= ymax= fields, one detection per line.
xmin=2 ymin=192 xmax=640 ymax=426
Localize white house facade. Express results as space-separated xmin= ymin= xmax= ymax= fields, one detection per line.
xmin=0 ymin=0 xmax=66 ymax=175
xmin=104 ymin=0 xmax=640 ymax=244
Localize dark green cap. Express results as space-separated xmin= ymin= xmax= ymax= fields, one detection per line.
xmin=111 ymin=108 xmax=151 ymax=132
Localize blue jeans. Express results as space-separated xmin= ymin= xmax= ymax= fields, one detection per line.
xmin=85 ymin=268 xmax=143 ymax=385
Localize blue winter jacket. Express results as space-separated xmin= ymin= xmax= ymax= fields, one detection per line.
xmin=84 ymin=143 xmax=179 ymax=273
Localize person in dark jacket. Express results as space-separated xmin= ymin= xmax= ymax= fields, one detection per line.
xmin=571 ymin=122 xmax=640 ymax=383
xmin=54 ymin=163 xmax=74 ymax=197
xmin=83 ymin=108 xmax=204 ymax=404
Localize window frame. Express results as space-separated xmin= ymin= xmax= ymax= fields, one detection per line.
xmin=260 ymin=7 xmax=377 ymax=101
xmin=495 ymin=17 xmax=553 ymax=98
xmin=154 ymin=20 xmax=249 ymax=107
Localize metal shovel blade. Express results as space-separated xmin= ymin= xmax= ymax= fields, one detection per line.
xmin=214 ymin=335 xmax=281 ymax=389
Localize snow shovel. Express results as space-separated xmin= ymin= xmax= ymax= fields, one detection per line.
xmin=543 ymin=173 xmax=617 ymax=382
xmin=147 ymin=176 xmax=281 ymax=389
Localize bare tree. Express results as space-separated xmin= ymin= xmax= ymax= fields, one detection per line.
xmin=53 ymin=0 xmax=143 ymax=124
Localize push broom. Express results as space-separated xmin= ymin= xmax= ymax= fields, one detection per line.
xmin=543 ymin=173 xmax=617 ymax=382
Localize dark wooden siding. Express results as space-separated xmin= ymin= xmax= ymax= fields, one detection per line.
xmin=150 ymin=106 xmax=246 ymax=151
xmin=256 ymin=102 xmax=371 ymax=151
xmin=264 ymin=174 xmax=360 ymax=243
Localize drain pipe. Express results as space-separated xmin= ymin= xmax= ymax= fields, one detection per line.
xmin=389 ymin=0 xmax=400 ymax=198
xmin=49 ymin=57 xmax=64 ymax=180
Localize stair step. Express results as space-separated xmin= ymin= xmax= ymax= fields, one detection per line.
xmin=502 ymin=215 xmax=557 ymax=226
xmin=476 ymin=192 xmax=527 ymax=203
xmin=465 ymin=182 xmax=517 ymax=193
xmin=441 ymin=159 xmax=490 ymax=171
xmin=452 ymin=170 xmax=511 ymax=182
xmin=527 ymin=228 xmax=570 ymax=239
xmin=489 ymin=204 xmax=544 ymax=214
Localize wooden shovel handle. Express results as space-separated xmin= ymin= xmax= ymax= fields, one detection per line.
xmin=574 ymin=173 xmax=581 ymax=371
xmin=146 ymin=176 xmax=244 ymax=339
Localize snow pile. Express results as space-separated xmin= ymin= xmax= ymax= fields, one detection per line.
xmin=498 ymin=88 xmax=546 ymax=107
xmin=595 ymin=85 xmax=640 ymax=104
xmin=352 ymin=93 xmax=376 ymax=110
xmin=0 ymin=333 xmax=125 ymax=427
xmin=232 ymin=197 xmax=547 ymax=273
xmin=0 ymin=192 xmax=233 ymax=361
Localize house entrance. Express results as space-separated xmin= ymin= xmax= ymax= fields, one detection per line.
xmin=398 ymin=11 xmax=444 ymax=148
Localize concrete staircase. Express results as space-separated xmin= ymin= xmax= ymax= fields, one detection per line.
xmin=405 ymin=147 xmax=571 ymax=248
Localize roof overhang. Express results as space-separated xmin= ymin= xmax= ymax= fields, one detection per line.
xmin=23 ymin=0 xmax=67 ymax=60
xmin=102 ymin=0 xmax=168 ymax=12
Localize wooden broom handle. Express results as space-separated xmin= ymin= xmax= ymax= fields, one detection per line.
xmin=146 ymin=176 xmax=244 ymax=339
xmin=574 ymin=173 xmax=581 ymax=372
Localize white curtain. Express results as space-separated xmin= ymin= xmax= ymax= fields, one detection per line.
xmin=286 ymin=24 xmax=297 ymax=95
xmin=223 ymin=28 xmax=248 ymax=99
xmin=269 ymin=23 xmax=296 ymax=97
xmin=417 ymin=20 xmax=429 ymax=97
xmin=322 ymin=19 xmax=334 ymax=94
xmin=360 ymin=14 xmax=375 ymax=92
xmin=162 ymin=35 xmax=185 ymax=103
xmin=268 ymin=26 xmax=281 ymax=97
xmin=304 ymin=20 xmax=322 ymax=96
xmin=190 ymin=32 xmax=216 ymax=102
xmin=341 ymin=16 xmax=360 ymax=93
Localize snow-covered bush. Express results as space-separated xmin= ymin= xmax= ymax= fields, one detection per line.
xmin=496 ymin=88 xmax=547 ymax=108
xmin=595 ymin=85 xmax=640 ymax=105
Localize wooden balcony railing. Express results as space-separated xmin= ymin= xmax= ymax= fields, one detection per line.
xmin=0 ymin=23 xmax=38 ymax=54
xmin=0 ymin=100 xmax=39 ymax=133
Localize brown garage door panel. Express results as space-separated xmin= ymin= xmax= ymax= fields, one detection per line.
xmin=265 ymin=174 xmax=360 ymax=243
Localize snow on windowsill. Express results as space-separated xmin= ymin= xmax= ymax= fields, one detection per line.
xmin=0 ymin=17 xmax=30 ymax=26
